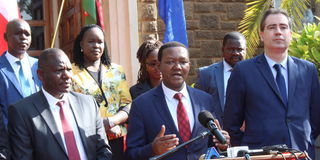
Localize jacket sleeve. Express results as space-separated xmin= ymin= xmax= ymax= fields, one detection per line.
xmin=93 ymin=96 xmax=113 ymax=160
xmin=223 ymin=64 xmax=245 ymax=146
xmin=8 ymin=105 xmax=33 ymax=160
xmin=125 ymin=101 xmax=154 ymax=160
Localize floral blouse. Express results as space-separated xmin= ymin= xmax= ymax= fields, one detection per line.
xmin=71 ymin=63 xmax=132 ymax=138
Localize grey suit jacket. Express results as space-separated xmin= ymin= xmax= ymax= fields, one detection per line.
xmin=8 ymin=91 xmax=112 ymax=160
xmin=195 ymin=61 xmax=224 ymax=123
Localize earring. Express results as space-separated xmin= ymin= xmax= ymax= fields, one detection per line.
xmin=80 ymin=48 xmax=83 ymax=53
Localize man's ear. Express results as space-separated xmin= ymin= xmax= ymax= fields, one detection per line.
xmin=37 ymin=69 xmax=43 ymax=82
xmin=3 ymin=32 xmax=7 ymax=42
xmin=259 ymin=32 xmax=264 ymax=42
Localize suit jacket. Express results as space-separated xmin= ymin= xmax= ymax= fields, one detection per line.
xmin=0 ymin=110 xmax=9 ymax=159
xmin=129 ymin=80 xmax=152 ymax=100
xmin=8 ymin=91 xmax=112 ymax=160
xmin=126 ymin=85 xmax=217 ymax=160
xmin=223 ymin=54 xmax=320 ymax=159
xmin=0 ymin=52 xmax=41 ymax=126
xmin=195 ymin=61 xmax=224 ymax=123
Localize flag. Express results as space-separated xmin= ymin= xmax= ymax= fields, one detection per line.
xmin=158 ymin=0 xmax=188 ymax=47
xmin=83 ymin=0 xmax=105 ymax=29
xmin=0 ymin=0 xmax=20 ymax=55
xmin=95 ymin=0 xmax=104 ymax=30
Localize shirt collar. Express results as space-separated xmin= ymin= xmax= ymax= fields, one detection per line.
xmin=42 ymin=87 xmax=68 ymax=108
xmin=161 ymin=82 xmax=188 ymax=100
xmin=5 ymin=51 xmax=28 ymax=66
xmin=223 ymin=59 xmax=233 ymax=73
xmin=264 ymin=54 xmax=288 ymax=70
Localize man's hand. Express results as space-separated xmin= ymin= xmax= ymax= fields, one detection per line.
xmin=152 ymin=125 xmax=179 ymax=156
xmin=213 ymin=130 xmax=230 ymax=151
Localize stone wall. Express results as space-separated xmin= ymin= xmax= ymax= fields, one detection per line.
xmin=138 ymin=0 xmax=246 ymax=84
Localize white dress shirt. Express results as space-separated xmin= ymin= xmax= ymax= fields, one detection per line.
xmin=5 ymin=51 xmax=37 ymax=93
xmin=162 ymin=82 xmax=195 ymax=131
xmin=264 ymin=54 xmax=288 ymax=96
xmin=223 ymin=59 xmax=233 ymax=104
xmin=42 ymin=88 xmax=88 ymax=160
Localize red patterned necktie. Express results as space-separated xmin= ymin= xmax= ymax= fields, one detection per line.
xmin=174 ymin=93 xmax=191 ymax=142
xmin=56 ymin=101 xmax=81 ymax=160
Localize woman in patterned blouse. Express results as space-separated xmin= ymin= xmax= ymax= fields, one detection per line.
xmin=71 ymin=24 xmax=131 ymax=160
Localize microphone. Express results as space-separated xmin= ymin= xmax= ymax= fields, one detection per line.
xmin=198 ymin=110 xmax=227 ymax=144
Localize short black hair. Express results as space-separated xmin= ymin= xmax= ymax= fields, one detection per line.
xmin=73 ymin=24 xmax=111 ymax=68
xmin=260 ymin=8 xmax=291 ymax=31
xmin=158 ymin=41 xmax=188 ymax=62
xmin=38 ymin=48 xmax=64 ymax=69
xmin=222 ymin=31 xmax=246 ymax=47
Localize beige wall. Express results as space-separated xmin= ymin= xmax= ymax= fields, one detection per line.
xmin=102 ymin=0 xmax=139 ymax=86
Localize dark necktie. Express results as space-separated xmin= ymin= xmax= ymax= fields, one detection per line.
xmin=56 ymin=101 xmax=81 ymax=160
xmin=16 ymin=61 xmax=31 ymax=97
xmin=273 ymin=64 xmax=287 ymax=104
xmin=174 ymin=93 xmax=191 ymax=142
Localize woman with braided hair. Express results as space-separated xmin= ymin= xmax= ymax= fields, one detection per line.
xmin=130 ymin=40 xmax=163 ymax=99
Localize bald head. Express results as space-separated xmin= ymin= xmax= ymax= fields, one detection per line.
xmin=4 ymin=19 xmax=31 ymax=58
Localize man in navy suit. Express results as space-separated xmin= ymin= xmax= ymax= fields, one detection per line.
xmin=0 ymin=19 xmax=41 ymax=126
xmin=224 ymin=8 xmax=320 ymax=159
xmin=126 ymin=41 xmax=229 ymax=160
xmin=195 ymin=32 xmax=246 ymax=123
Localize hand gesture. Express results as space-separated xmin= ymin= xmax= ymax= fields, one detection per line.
xmin=151 ymin=125 xmax=179 ymax=156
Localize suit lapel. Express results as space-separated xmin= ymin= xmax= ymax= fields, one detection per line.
xmin=187 ymin=86 xmax=201 ymax=139
xmin=33 ymin=91 xmax=67 ymax=155
xmin=215 ymin=62 xmax=225 ymax=111
xmin=153 ymin=86 xmax=180 ymax=137
xmin=287 ymin=56 xmax=297 ymax=107
xmin=28 ymin=55 xmax=41 ymax=92
xmin=0 ymin=54 xmax=23 ymax=96
xmin=255 ymin=54 xmax=287 ymax=107
xmin=68 ymin=92 xmax=89 ymax=156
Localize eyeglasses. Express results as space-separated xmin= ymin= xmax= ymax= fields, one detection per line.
xmin=164 ymin=60 xmax=189 ymax=67
xmin=145 ymin=62 xmax=158 ymax=67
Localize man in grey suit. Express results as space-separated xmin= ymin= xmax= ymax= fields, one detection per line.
xmin=195 ymin=32 xmax=246 ymax=123
xmin=8 ymin=48 xmax=112 ymax=160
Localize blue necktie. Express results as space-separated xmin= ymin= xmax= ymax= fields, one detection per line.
xmin=273 ymin=64 xmax=287 ymax=104
xmin=17 ymin=61 xmax=31 ymax=97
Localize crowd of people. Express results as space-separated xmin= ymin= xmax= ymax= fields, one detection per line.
xmin=0 ymin=8 xmax=319 ymax=160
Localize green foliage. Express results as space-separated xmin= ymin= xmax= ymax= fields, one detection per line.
xmin=289 ymin=23 xmax=320 ymax=72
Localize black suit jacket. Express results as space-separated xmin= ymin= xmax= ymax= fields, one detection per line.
xmin=0 ymin=110 xmax=9 ymax=159
xmin=129 ymin=81 xmax=152 ymax=100
xmin=8 ymin=91 xmax=112 ymax=160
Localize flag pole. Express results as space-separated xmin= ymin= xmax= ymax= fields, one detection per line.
xmin=50 ymin=0 xmax=66 ymax=48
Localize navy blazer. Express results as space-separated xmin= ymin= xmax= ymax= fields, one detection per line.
xmin=0 ymin=52 xmax=41 ymax=126
xmin=126 ymin=84 xmax=217 ymax=160
xmin=195 ymin=61 xmax=224 ymax=124
xmin=224 ymin=54 xmax=320 ymax=159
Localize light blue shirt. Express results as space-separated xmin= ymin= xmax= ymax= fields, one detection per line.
xmin=264 ymin=54 xmax=288 ymax=96
xmin=5 ymin=51 xmax=37 ymax=94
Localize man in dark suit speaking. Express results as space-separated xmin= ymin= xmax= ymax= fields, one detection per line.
xmin=126 ymin=41 xmax=229 ymax=160
xmin=224 ymin=8 xmax=320 ymax=159
xmin=8 ymin=48 xmax=112 ymax=160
